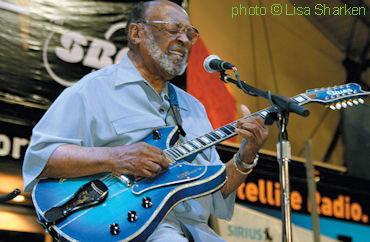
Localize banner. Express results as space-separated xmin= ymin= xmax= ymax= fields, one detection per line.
xmin=0 ymin=0 xmax=135 ymax=115
xmin=212 ymin=204 xmax=336 ymax=242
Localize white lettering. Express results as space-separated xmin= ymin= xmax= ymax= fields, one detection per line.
xmin=327 ymin=89 xmax=351 ymax=96
xmin=0 ymin=134 xmax=11 ymax=156
xmin=56 ymin=32 xmax=87 ymax=63
xmin=83 ymin=38 xmax=116 ymax=69
xmin=12 ymin=137 xmax=29 ymax=159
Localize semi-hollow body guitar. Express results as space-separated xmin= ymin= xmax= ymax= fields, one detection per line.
xmin=32 ymin=83 xmax=369 ymax=241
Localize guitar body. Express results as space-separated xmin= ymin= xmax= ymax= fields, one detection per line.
xmin=32 ymin=127 xmax=227 ymax=241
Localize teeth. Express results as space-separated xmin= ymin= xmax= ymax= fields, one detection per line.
xmin=169 ymin=51 xmax=184 ymax=57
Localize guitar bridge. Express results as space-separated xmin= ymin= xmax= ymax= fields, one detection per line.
xmin=42 ymin=179 xmax=108 ymax=225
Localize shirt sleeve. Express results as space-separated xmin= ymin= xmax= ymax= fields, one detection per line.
xmin=22 ymin=86 xmax=91 ymax=193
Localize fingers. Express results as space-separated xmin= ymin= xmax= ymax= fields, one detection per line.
xmin=235 ymin=116 xmax=269 ymax=162
xmin=240 ymin=104 xmax=251 ymax=117
xmin=235 ymin=118 xmax=265 ymax=143
xmin=112 ymin=142 xmax=170 ymax=178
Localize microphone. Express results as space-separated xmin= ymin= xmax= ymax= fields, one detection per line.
xmin=203 ymin=55 xmax=235 ymax=73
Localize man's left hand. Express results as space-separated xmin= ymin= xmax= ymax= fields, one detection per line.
xmin=235 ymin=104 xmax=269 ymax=164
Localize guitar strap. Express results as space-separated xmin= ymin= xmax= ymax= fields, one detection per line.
xmin=168 ymin=83 xmax=186 ymax=137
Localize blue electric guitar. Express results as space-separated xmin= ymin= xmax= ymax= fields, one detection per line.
xmin=32 ymin=83 xmax=369 ymax=241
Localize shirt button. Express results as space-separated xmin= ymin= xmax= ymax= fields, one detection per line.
xmin=159 ymin=109 xmax=165 ymax=114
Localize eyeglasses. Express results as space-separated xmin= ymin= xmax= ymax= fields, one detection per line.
xmin=141 ymin=20 xmax=199 ymax=44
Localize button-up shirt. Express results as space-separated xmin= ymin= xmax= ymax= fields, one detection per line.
xmin=23 ymin=55 xmax=235 ymax=241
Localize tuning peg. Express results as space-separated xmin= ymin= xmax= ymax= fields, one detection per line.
xmin=353 ymin=100 xmax=359 ymax=105
xmin=341 ymin=102 xmax=347 ymax=108
xmin=335 ymin=103 xmax=342 ymax=110
xmin=347 ymin=101 xmax=353 ymax=106
xmin=359 ymin=98 xmax=364 ymax=104
xmin=329 ymin=105 xmax=336 ymax=110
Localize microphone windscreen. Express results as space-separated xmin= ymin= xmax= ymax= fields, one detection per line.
xmin=203 ymin=55 xmax=220 ymax=73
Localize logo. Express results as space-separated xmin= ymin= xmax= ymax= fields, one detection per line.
xmin=326 ymin=88 xmax=351 ymax=96
xmin=43 ymin=19 xmax=128 ymax=87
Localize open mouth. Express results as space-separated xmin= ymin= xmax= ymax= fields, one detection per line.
xmin=168 ymin=50 xmax=185 ymax=58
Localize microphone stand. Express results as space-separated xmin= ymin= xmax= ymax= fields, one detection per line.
xmin=219 ymin=71 xmax=309 ymax=242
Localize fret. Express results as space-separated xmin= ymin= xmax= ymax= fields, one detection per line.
xmin=166 ymin=150 xmax=179 ymax=159
xmin=191 ymin=139 xmax=202 ymax=148
xmin=183 ymin=143 xmax=195 ymax=151
xmin=215 ymin=130 xmax=227 ymax=137
xmin=200 ymin=136 xmax=211 ymax=144
xmin=259 ymin=110 xmax=268 ymax=118
xmin=171 ymin=148 xmax=184 ymax=156
xmin=209 ymin=132 xmax=221 ymax=139
xmin=225 ymin=124 xmax=235 ymax=132
xmin=205 ymin=134 xmax=216 ymax=142
xmin=180 ymin=145 xmax=191 ymax=153
xmin=220 ymin=127 xmax=232 ymax=135
xmin=196 ymin=138 xmax=207 ymax=146
xmin=176 ymin=146 xmax=187 ymax=154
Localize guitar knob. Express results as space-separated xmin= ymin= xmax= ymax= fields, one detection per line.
xmin=153 ymin=130 xmax=161 ymax=140
xmin=110 ymin=223 xmax=120 ymax=235
xmin=127 ymin=211 xmax=138 ymax=222
xmin=142 ymin=197 xmax=152 ymax=208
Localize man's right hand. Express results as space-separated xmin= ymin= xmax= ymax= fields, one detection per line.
xmin=39 ymin=143 xmax=170 ymax=180
xmin=110 ymin=142 xmax=170 ymax=178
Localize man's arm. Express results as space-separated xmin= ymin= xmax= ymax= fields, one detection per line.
xmin=220 ymin=105 xmax=268 ymax=198
xmin=39 ymin=142 xmax=169 ymax=179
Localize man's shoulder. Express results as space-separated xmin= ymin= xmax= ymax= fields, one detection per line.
xmin=64 ymin=64 xmax=119 ymax=94
xmin=77 ymin=64 xmax=119 ymax=87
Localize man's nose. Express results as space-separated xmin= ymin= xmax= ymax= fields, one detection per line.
xmin=175 ymin=32 xmax=191 ymax=48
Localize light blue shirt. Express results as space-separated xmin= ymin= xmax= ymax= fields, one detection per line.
xmin=23 ymin=55 xmax=235 ymax=241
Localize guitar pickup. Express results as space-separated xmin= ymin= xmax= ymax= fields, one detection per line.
xmin=42 ymin=179 xmax=108 ymax=225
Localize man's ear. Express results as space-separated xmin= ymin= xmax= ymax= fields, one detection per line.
xmin=129 ymin=23 xmax=142 ymax=45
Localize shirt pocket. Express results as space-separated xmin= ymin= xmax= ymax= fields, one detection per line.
xmin=111 ymin=114 xmax=165 ymax=135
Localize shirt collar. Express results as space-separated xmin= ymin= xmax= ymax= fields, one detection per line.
xmin=115 ymin=54 xmax=188 ymax=111
xmin=114 ymin=54 xmax=146 ymax=87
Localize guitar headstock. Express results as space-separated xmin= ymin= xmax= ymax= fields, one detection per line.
xmin=305 ymin=83 xmax=370 ymax=110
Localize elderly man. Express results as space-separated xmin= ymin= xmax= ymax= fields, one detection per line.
xmin=23 ymin=1 xmax=268 ymax=241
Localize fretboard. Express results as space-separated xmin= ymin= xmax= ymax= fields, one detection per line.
xmin=163 ymin=93 xmax=311 ymax=161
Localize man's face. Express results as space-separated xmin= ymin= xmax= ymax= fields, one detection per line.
xmin=143 ymin=26 xmax=189 ymax=76
xmin=140 ymin=3 xmax=194 ymax=78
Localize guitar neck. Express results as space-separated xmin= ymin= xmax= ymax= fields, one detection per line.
xmin=163 ymin=93 xmax=312 ymax=161
xmin=164 ymin=82 xmax=370 ymax=161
